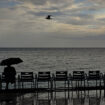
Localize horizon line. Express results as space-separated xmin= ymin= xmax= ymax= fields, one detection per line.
xmin=0 ymin=47 xmax=105 ymax=49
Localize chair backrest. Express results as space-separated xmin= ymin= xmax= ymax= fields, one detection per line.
xmin=73 ymin=71 xmax=85 ymax=80
xmin=38 ymin=72 xmax=51 ymax=80
xmin=21 ymin=72 xmax=34 ymax=82
xmin=55 ymin=71 xmax=68 ymax=79
xmin=88 ymin=71 xmax=100 ymax=79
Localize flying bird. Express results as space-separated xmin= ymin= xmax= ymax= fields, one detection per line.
xmin=46 ymin=15 xmax=52 ymax=20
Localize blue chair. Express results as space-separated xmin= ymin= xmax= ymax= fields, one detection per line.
xmin=87 ymin=71 xmax=103 ymax=88
xmin=70 ymin=71 xmax=86 ymax=89
xmin=36 ymin=72 xmax=52 ymax=90
xmin=53 ymin=71 xmax=69 ymax=90
xmin=18 ymin=72 xmax=34 ymax=88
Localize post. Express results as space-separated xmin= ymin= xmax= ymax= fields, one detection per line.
xmin=96 ymin=79 xmax=97 ymax=90
xmin=104 ymin=74 xmax=105 ymax=97
xmin=18 ymin=75 xmax=21 ymax=89
xmin=34 ymin=74 xmax=37 ymax=89
xmin=84 ymin=80 xmax=85 ymax=93
xmin=0 ymin=75 xmax=2 ymax=89
xmin=51 ymin=76 xmax=53 ymax=92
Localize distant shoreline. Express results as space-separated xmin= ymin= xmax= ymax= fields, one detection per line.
xmin=0 ymin=47 xmax=105 ymax=49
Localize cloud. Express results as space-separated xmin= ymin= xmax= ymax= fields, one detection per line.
xmin=98 ymin=18 xmax=105 ymax=22
xmin=0 ymin=0 xmax=105 ymax=47
xmin=18 ymin=0 xmax=47 ymax=5
xmin=16 ymin=0 xmax=73 ymax=6
xmin=88 ymin=0 xmax=105 ymax=4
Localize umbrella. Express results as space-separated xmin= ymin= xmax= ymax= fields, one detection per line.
xmin=0 ymin=58 xmax=23 ymax=66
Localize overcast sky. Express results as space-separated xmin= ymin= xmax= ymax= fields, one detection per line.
xmin=0 ymin=0 xmax=105 ymax=47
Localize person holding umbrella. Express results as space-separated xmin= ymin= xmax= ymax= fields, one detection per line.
xmin=3 ymin=64 xmax=16 ymax=89
xmin=0 ymin=58 xmax=23 ymax=89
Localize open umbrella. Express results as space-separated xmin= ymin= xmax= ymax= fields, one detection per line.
xmin=0 ymin=58 xmax=23 ymax=66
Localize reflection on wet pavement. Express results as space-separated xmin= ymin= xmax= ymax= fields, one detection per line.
xmin=0 ymin=90 xmax=105 ymax=105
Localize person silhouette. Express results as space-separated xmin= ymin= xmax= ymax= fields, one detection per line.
xmin=3 ymin=65 xmax=16 ymax=89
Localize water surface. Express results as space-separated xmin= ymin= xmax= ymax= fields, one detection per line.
xmin=0 ymin=48 xmax=105 ymax=73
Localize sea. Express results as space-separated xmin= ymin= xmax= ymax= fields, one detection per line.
xmin=0 ymin=48 xmax=105 ymax=73
xmin=0 ymin=48 xmax=105 ymax=105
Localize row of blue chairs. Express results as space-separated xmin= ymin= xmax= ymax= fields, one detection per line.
xmin=0 ymin=71 xmax=104 ymax=89
xmin=36 ymin=71 xmax=104 ymax=89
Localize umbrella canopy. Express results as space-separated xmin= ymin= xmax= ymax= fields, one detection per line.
xmin=0 ymin=58 xmax=23 ymax=66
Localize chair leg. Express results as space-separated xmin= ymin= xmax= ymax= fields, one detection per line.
xmin=71 ymin=80 xmax=73 ymax=90
xmin=81 ymin=80 xmax=82 ymax=87
xmin=32 ymin=80 xmax=34 ymax=88
xmin=51 ymin=80 xmax=53 ymax=91
xmin=64 ymin=80 xmax=66 ymax=89
xmin=34 ymin=80 xmax=36 ymax=89
xmin=84 ymin=80 xmax=85 ymax=92
xmin=84 ymin=80 xmax=85 ymax=88
xmin=54 ymin=80 xmax=56 ymax=97
xmin=31 ymin=82 xmax=32 ymax=88
xmin=55 ymin=81 xmax=56 ymax=90
xmin=37 ymin=82 xmax=38 ymax=89
xmin=87 ymin=80 xmax=89 ymax=95
xmin=76 ymin=81 xmax=77 ymax=89
xmin=100 ymin=79 xmax=101 ymax=87
xmin=100 ymin=79 xmax=101 ymax=90
xmin=96 ymin=80 xmax=97 ymax=90
xmin=14 ymin=82 xmax=16 ymax=89
xmin=68 ymin=80 xmax=69 ymax=91
xmin=87 ymin=80 xmax=89 ymax=87
xmin=48 ymin=81 xmax=49 ymax=89
xmin=22 ymin=82 xmax=23 ymax=88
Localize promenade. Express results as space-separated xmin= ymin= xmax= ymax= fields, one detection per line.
xmin=0 ymin=71 xmax=105 ymax=95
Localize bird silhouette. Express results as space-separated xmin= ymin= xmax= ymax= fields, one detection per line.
xmin=46 ymin=15 xmax=52 ymax=20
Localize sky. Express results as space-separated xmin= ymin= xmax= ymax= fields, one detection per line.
xmin=0 ymin=0 xmax=105 ymax=47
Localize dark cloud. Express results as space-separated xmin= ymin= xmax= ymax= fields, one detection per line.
xmin=17 ymin=0 xmax=47 ymax=5
xmin=67 ymin=18 xmax=93 ymax=25
xmin=73 ymin=13 xmax=94 ymax=19
xmin=98 ymin=18 xmax=105 ymax=22
xmin=27 ymin=10 xmax=65 ymax=17
xmin=83 ymin=34 xmax=105 ymax=40
xmin=89 ymin=0 xmax=105 ymax=4
xmin=17 ymin=0 xmax=73 ymax=5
